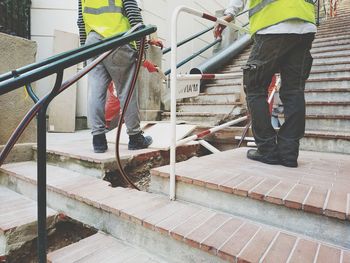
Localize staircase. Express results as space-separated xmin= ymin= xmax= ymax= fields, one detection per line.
xmin=163 ymin=0 xmax=350 ymax=154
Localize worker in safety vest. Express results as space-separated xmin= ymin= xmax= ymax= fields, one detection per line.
xmin=78 ymin=0 xmax=152 ymax=152
xmin=215 ymin=0 xmax=316 ymax=168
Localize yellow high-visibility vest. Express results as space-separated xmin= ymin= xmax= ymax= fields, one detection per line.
xmin=82 ymin=0 xmax=131 ymax=38
xmin=249 ymin=0 xmax=316 ymax=35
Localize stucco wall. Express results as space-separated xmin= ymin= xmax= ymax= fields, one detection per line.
xmin=0 ymin=33 xmax=37 ymax=145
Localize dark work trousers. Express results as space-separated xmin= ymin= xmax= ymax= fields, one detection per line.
xmin=243 ymin=33 xmax=315 ymax=163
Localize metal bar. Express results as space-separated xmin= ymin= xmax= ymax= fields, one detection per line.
xmin=164 ymin=38 xmax=221 ymax=76
xmin=198 ymin=140 xmax=221 ymax=153
xmin=162 ymin=26 xmax=214 ymax=54
xmin=25 ymin=83 xmax=40 ymax=103
xmin=0 ymin=26 xmax=156 ymax=86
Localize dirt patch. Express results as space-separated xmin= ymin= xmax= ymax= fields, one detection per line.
xmin=5 ymin=216 xmax=97 ymax=263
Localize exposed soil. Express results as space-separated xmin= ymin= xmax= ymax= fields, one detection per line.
xmin=5 ymin=216 xmax=97 ymax=263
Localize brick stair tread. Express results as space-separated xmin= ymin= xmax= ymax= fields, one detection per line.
xmin=178 ymin=102 xmax=243 ymax=106
xmin=151 ymin=148 xmax=350 ymax=221
xmin=0 ymin=185 xmax=56 ymax=233
xmin=279 ymin=114 xmax=350 ymax=120
xmin=1 ymin=161 xmax=349 ymax=262
xmin=47 ymin=232 xmax=160 ymax=263
xmin=304 ymin=130 xmax=350 ymax=140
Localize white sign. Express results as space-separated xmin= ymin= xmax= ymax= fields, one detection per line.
xmin=176 ymin=78 xmax=200 ymax=99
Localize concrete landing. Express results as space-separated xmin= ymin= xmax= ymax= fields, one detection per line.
xmin=0 ymin=186 xmax=57 ymax=257
xmin=1 ymin=162 xmax=349 ymax=262
xmin=39 ymin=123 xmax=199 ymax=179
xmin=47 ymin=232 xmax=162 ymax=263
xmin=150 ymin=147 xmax=350 ymax=248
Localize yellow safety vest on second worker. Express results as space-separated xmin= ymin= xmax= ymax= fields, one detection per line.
xmin=249 ymin=0 xmax=316 ymax=35
xmin=82 ymin=0 xmax=131 ymax=38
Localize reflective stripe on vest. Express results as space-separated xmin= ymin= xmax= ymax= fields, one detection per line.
xmin=84 ymin=0 xmax=123 ymax=15
xmin=249 ymin=0 xmax=276 ymax=17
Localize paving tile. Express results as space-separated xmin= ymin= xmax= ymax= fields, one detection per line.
xmin=343 ymin=250 xmax=350 ymax=263
xmin=142 ymin=201 xmax=188 ymax=230
xmin=248 ymin=178 xmax=280 ymax=201
xmin=316 ymin=244 xmax=341 ymax=263
xmin=261 ymin=233 xmax=297 ymax=263
xmin=303 ymin=187 xmax=328 ymax=214
xmin=170 ymin=209 xmax=215 ymax=241
xmin=324 ymin=191 xmax=348 ymax=220
xmin=217 ymin=223 xmax=260 ymax=262
xmin=200 ymin=217 xmax=243 ymax=254
xmin=236 ymin=227 xmax=278 ymax=263
xmin=154 ymin=205 xmax=202 ymax=235
xmin=265 ymin=181 xmax=296 ymax=205
xmin=288 ymin=239 xmax=318 ymax=263
xmin=284 ymin=184 xmax=312 ymax=210
xmin=184 ymin=213 xmax=231 ymax=249
xmin=233 ymin=176 xmax=264 ymax=197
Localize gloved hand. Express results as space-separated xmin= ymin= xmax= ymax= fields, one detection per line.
xmin=148 ymin=39 xmax=164 ymax=49
xmin=213 ymin=15 xmax=234 ymax=39
xmin=142 ymin=60 xmax=167 ymax=80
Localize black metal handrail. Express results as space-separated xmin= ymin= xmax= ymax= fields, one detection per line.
xmin=0 ymin=25 xmax=156 ymax=263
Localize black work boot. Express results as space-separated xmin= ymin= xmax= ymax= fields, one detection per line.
xmin=128 ymin=132 xmax=153 ymax=150
xmin=247 ymin=149 xmax=280 ymax=165
xmin=93 ymin=133 xmax=108 ymax=153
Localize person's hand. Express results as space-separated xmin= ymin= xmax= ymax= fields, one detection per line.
xmin=213 ymin=15 xmax=234 ymax=39
xmin=148 ymin=39 xmax=164 ymax=49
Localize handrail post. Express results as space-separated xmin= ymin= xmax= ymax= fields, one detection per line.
xmin=37 ymin=105 xmax=48 ymax=263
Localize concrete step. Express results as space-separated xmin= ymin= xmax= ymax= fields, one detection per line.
xmin=279 ymin=114 xmax=350 ymax=132
xmin=184 ymin=93 xmax=240 ymax=104
xmin=311 ymin=44 xmax=350 ymax=55
xmin=177 ymin=103 xmax=244 ymax=115
xmin=305 ymin=88 xmax=350 ymax=102
xmin=306 ymin=78 xmax=350 ymax=89
xmin=312 ymin=49 xmax=350 ymax=59
xmin=47 ymin=232 xmax=162 ymax=263
xmin=207 ymin=78 xmax=242 ymax=86
xmin=311 ymin=63 xmax=350 ymax=72
xmin=150 ymin=148 xmax=350 ymax=249
xmin=313 ymin=34 xmax=350 ymax=44
xmin=305 ymin=102 xmax=350 ymax=115
xmin=312 ymin=39 xmax=350 ymax=49
xmin=309 ymin=68 xmax=350 ymax=79
xmin=316 ymin=27 xmax=350 ymax=37
xmin=1 ymin=161 xmax=349 ymax=263
xmin=302 ymin=130 xmax=350 ymax=154
xmin=0 ymin=186 xmax=57 ymax=258
xmin=316 ymin=31 xmax=350 ymax=40
xmin=204 ymin=84 xmax=241 ymax=95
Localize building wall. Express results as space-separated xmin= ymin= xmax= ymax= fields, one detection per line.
xmin=30 ymin=0 xmax=230 ymax=117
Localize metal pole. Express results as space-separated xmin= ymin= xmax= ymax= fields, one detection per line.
xmin=37 ymin=105 xmax=47 ymax=263
xmin=317 ymin=0 xmax=321 ymax=26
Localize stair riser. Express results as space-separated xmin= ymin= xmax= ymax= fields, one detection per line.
xmin=177 ymin=104 xmax=243 ymax=115
xmin=313 ymin=35 xmax=350 ymax=44
xmin=306 ymin=80 xmax=350 ymax=89
xmin=186 ymin=94 xmax=240 ymax=104
xmin=305 ymin=92 xmax=350 ymax=102
xmin=316 ymin=28 xmax=350 ymax=37
xmin=204 ymin=85 xmax=241 ymax=95
xmin=311 ymin=63 xmax=350 ymax=71
xmin=312 ymin=44 xmax=350 ymax=54
xmin=312 ymin=40 xmax=350 ymax=49
xmin=280 ymin=118 xmax=350 ymax=132
xmin=210 ymin=79 xmax=242 ymax=86
xmin=0 ymin=174 xmax=226 ymax=263
xmin=313 ymin=50 xmax=350 ymax=58
xmin=149 ymin=176 xmax=350 ymax=248
xmin=309 ymin=70 xmax=350 ymax=79
xmin=306 ymin=105 xmax=350 ymax=115
xmin=162 ymin=115 xmax=228 ymax=126
xmin=301 ymin=136 xmax=350 ymax=154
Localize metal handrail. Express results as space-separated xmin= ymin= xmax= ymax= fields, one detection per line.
xmin=0 ymin=25 xmax=156 ymax=263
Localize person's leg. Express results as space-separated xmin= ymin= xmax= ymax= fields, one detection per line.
xmin=278 ymin=33 xmax=315 ymax=167
xmin=243 ymin=34 xmax=285 ymax=163
xmin=104 ymin=44 xmax=152 ymax=150
xmin=86 ymin=32 xmax=111 ymax=152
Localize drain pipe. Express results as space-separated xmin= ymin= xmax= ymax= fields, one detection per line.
xmin=189 ymin=34 xmax=252 ymax=76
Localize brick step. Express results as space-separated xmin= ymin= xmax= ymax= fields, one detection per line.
xmin=312 ymin=50 xmax=350 ymax=59
xmin=308 ymin=69 xmax=350 ymax=79
xmin=316 ymin=31 xmax=350 ymax=40
xmin=310 ymin=63 xmax=350 ymax=72
xmin=150 ymin=148 xmax=350 ymax=250
xmin=306 ymin=78 xmax=350 ymax=89
xmin=279 ymin=114 xmax=350 ymax=132
xmin=1 ymin=161 xmax=349 ymax=263
xmin=0 ymin=186 xmax=57 ymax=258
xmin=47 ymin=232 xmax=162 ymax=263
xmin=316 ymin=27 xmax=350 ymax=36
xmin=312 ymin=39 xmax=350 ymax=49
xmin=317 ymin=22 xmax=350 ymax=32
xmin=312 ymin=44 xmax=350 ymax=54
xmin=177 ymin=103 xmax=244 ymax=115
